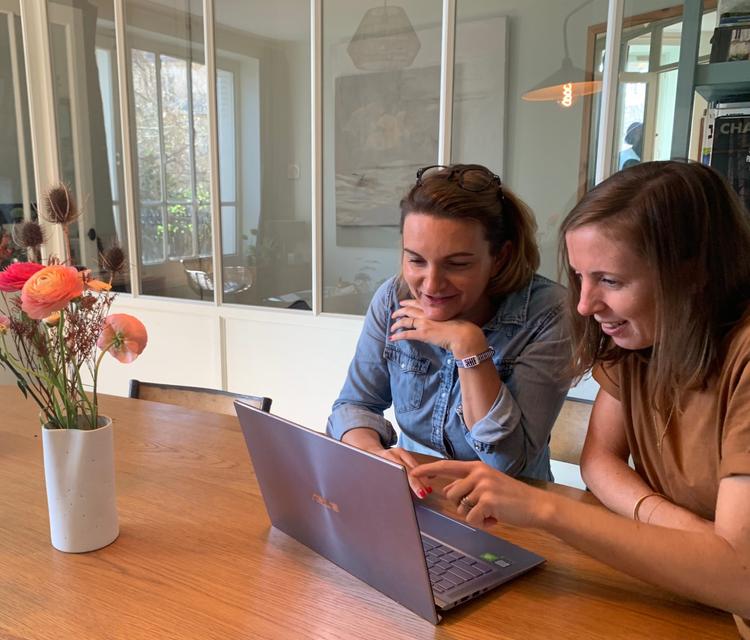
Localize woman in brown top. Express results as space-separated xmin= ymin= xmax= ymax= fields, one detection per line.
xmin=413 ymin=161 xmax=750 ymax=633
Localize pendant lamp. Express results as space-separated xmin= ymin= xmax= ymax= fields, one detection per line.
xmin=347 ymin=3 xmax=420 ymax=71
xmin=522 ymin=0 xmax=601 ymax=107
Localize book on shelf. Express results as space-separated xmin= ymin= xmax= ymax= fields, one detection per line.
xmin=710 ymin=24 xmax=750 ymax=62
xmin=717 ymin=11 xmax=750 ymax=26
xmin=702 ymin=102 xmax=750 ymax=213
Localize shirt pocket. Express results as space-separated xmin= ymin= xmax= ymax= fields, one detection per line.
xmin=383 ymin=345 xmax=430 ymax=413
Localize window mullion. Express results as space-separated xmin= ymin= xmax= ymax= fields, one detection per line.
xmin=154 ymin=52 xmax=168 ymax=261
xmin=595 ymin=0 xmax=625 ymax=183
xmin=186 ymin=50 xmax=199 ymax=260
xmin=438 ymin=0 xmax=456 ymax=164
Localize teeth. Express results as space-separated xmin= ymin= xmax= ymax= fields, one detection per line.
xmin=602 ymin=321 xmax=626 ymax=328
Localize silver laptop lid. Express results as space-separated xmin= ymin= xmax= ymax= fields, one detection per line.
xmin=235 ymin=401 xmax=439 ymax=624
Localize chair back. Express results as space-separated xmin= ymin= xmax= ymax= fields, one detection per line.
xmin=549 ymin=398 xmax=593 ymax=465
xmin=128 ymin=380 xmax=271 ymax=416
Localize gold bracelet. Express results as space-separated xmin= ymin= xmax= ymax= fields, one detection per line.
xmin=632 ymin=492 xmax=667 ymax=521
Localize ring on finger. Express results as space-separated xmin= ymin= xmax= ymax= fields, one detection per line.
xmin=459 ymin=495 xmax=475 ymax=510
xmin=411 ymin=317 xmax=416 ymax=330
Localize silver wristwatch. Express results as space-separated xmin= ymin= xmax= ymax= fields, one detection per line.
xmin=455 ymin=346 xmax=495 ymax=368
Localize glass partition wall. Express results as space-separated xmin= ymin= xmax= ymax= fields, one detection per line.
xmin=0 ymin=0 xmax=36 ymax=267
xmin=47 ymin=0 xmax=129 ymax=288
xmin=214 ymin=0 xmax=311 ymax=308
xmin=321 ymin=0 xmax=441 ymax=314
xmin=9 ymin=0 xmax=698 ymax=315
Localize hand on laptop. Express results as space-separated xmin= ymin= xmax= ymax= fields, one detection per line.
xmin=342 ymin=427 xmax=433 ymax=499
xmin=374 ymin=446 xmax=434 ymax=499
xmin=412 ymin=460 xmax=548 ymax=529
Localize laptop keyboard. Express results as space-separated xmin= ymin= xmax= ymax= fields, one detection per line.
xmin=421 ymin=535 xmax=492 ymax=594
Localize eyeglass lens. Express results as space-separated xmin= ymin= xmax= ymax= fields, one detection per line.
xmin=419 ymin=165 xmax=496 ymax=192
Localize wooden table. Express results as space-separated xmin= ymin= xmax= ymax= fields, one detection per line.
xmin=0 ymin=387 xmax=737 ymax=639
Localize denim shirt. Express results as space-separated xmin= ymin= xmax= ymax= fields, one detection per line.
xmin=327 ymin=274 xmax=571 ymax=480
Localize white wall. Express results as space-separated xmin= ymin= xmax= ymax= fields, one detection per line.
xmin=96 ymin=294 xmax=366 ymax=430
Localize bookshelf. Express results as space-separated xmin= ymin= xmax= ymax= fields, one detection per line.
xmin=694 ymin=60 xmax=750 ymax=101
xmin=672 ymin=0 xmax=750 ymax=158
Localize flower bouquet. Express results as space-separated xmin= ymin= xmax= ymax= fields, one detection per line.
xmin=0 ymin=184 xmax=147 ymax=552
xmin=0 ymin=184 xmax=146 ymax=429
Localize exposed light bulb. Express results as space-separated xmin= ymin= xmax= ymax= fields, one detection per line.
xmin=559 ymin=82 xmax=574 ymax=108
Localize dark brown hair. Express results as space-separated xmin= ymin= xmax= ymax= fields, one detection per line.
xmin=559 ymin=160 xmax=750 ymax=415
xmin=399 ymin=164 xmax=540 ymax=298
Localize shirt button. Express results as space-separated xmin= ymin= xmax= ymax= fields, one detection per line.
xmin=441 ymin=392 xmax=446 ymax=398
xmin=400 ymin=363 xmax=405 ymax=369
xmin=474 ymin=443 xmax=481 ymax=450
xmin=446 ymin=357 xmax=452 ymax=364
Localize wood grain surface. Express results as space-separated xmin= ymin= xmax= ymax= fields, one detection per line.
xmin=0 ymin=386 xmax=737 ymax=639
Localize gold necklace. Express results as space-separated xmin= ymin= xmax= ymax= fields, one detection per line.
xmin=656 ymin=404 xmax=676 ymax=453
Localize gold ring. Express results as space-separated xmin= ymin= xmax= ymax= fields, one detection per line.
xmin=459 ymin=495 xmax=475 ymax=510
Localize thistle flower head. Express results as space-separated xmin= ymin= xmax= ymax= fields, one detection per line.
xmin=43 ymin=183 xmax=79 ymax=226
xmin=100 ymin=244 xmax=126 ymax=275
xmin=14 ymin=221 xmax=45 ymax=249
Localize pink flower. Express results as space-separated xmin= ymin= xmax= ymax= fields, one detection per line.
xmin=0 ymin=262 xmax=45 ymax=292
xmin=97 ymin=314 xmax=147 ymax=363
xmin=20 ymin=265 xmax=83 ymax=320
xmin=0 ymin=314 xmax=10 ymax=334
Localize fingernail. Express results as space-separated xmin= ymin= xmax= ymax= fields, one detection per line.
xmin=426 ymin=487 xmax=433 ymax=494
xmin=418 ymin=489 xmax=426 ymax=498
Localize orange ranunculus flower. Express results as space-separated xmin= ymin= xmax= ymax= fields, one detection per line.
xmin=97 ymin=313 xmax=147 ymax=363
xmin=20 ymin=265 xmax=84 ymax=320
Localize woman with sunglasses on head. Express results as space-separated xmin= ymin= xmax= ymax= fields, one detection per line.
xmin=413 ymin=161 xmax=750 ymax=634
xmin=327 ymin=164 xmax=572 ymax=496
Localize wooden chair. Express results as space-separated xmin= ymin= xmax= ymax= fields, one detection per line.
xmin=128 ymin=380 xmax=271 ymax=416
xmin=549 ymin=398 xmax=593 ymax=465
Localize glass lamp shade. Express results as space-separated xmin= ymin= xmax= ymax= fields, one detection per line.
xmin=347 ymin=5 xmax=420 ymax=71
xmin=521 ymin=57 xmax=602 ymax=106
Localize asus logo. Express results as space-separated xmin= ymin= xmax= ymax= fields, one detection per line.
xmin=312 ymin=493 xmax=339 ymax=512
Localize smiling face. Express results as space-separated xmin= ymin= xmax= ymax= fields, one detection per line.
xmin=401 ymin=213 xmax=501 ymax=324
xmin=565 ymin=223 xmax=657 ymax=350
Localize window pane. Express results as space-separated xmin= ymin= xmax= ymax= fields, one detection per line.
xmin=451 ymin=8 xmax=508 ymax=174
xmin=214 ymin=0 xmax=311 ymax=308
xmin=161 ymin=55 xmax=192 ymax=201
xmin=457 ymin=0 xmax=608 ymax=281
xmin=217 ymin=69 xmax=235 ymax=202
xmin=0 ymin=5 xmax=37 ymax=268
xmin=47 ymin=1 xmax=130 ymax=291
xmin=611 ymin=2 xmax=717 ymax=175
xmin=140 ymin=205 xmax=164 ymax=265
xmin=192 ymin=61 xmax=210 ymax=202
xmin=126 ymin=0 xmax=212 ymax=300
xmin=132 ymin=49 xmax=162 ymax=202
xmin=322 ymin=0 xmax=442 ymax=315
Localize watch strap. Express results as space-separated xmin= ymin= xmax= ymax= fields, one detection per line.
xmin=455 ymin=346 xmax=495 ymax=368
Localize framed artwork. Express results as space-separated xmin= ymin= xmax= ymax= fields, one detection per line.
xmin=334 ymin=65 xmax=440 ymax=227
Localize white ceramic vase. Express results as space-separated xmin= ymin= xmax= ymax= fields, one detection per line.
xmin=41 ymin=416 xmax=119 ymax=553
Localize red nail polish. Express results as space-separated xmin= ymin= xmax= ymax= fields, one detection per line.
xmin=426 ymin=487 xmax=433 ymax=494
xmin=418 ymin=489 xmax=426 ymax=498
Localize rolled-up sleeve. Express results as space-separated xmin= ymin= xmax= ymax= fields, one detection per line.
xmin=326 ymin=280 xmax=398 ymax=447
xmin=462 ymin=302 xmax=571 ymax=474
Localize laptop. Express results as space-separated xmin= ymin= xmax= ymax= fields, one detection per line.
xmin=234 ymin=401 xmax=545 ymax=624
